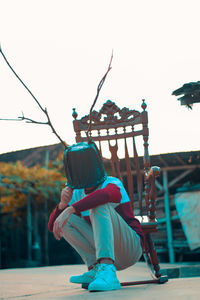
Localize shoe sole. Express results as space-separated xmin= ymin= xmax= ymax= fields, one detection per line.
xmin=71 ymin=280 xmax=93 ymax=284
xmin=89 ymin=287 xmax=121 ymax=292
xmin=70 ymin=278 xmax=94 ymax=284
xmin=88 ymin=284 xmax=121 ymax=292
xmin=82 ymin=282 xmax=121 ymax=292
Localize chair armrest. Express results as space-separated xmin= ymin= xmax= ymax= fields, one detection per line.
xmin=145 ymin=166 xmax=160 ymax=180
xmin=144 ymin=166 xmax=160 ymax=222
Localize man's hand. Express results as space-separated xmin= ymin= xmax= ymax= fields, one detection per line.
xmin=53 ymin=206 xmax=75 ymax=240
xmin=58 ymin=187 xmax=73 ymax=210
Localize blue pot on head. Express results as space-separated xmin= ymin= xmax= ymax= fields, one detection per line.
xmin=63 ymin=141 xmax=107 ymax=189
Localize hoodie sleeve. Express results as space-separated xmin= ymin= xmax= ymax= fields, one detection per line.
xmin=48 ymin=205 xmax=68 ymax=232
xmin=72 ymin=183 xmax=122 ymax=213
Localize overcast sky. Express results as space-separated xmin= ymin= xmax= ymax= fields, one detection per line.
xmin=0 ymin=0 xmax=200 ymax=158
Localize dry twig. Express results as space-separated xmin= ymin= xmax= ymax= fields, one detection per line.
xmin=0 ymin=44 xmax=67 ymax=148
xmin=86 ymin=50 xmax=113 ymax=139
xmin=0 ymin=45 xmax=113 ymax=147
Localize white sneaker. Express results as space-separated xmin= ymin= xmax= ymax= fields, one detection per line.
xmin=70 ymin=265 xmax=98 ymax=284
xmin=88 ymin=264 xmax=121 ymax=292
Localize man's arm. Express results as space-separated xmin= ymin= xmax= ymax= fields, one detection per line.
xmin=48 ymin=187 xmax=73 ymax=232
xmin=71 ymin=183 xmax=121 ymax=213
xmin=52 ymin=183 xmax=122 ymax=240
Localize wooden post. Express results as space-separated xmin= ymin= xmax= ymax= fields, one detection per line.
xmin=163 ymin=171 xmax=175 ymax=263
xmin=32 ymin=200 xmax=42 ymax=263
xmin=27 ymin=191 xmax=32 ymax=261
xmin=0 ymin=239 xmax=1 ymax=268
xmin=44 ymin=150 xmax=49 ymax=265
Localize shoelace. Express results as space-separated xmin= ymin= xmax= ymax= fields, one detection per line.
xmin=87 ymin=264 xmax=98 ymax=276
xmin=94 ymin=264 xmax=115 ymax=280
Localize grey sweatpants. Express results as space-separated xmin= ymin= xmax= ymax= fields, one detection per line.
xmin=62 ymin=203 xmax=142 ymax=271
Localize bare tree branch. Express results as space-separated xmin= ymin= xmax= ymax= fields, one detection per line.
xmin=86 ymin=50 xmax=113 ymax=138
xmin=0 ymin=118 xmax=22 ymax=121
xmin=0 ymin=45 xmax=67 ymax=148
xmin=18 ymin=116 xmax=48 ymax=125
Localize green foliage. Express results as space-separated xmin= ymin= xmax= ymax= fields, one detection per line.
xmin=0 ymin=155 xmax=66 ymax=214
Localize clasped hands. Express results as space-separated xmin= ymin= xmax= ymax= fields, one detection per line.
xmin=53 ymin=187 xmax=75 ymax=240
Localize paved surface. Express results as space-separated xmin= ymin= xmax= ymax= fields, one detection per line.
xmin=0 ymin=262 xmax=200 ymax=299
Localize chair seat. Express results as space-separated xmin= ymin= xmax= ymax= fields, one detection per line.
xmin=135 ymin=215 xmax=158 ymax=232
xmin=135 ymin=215 xmax=157 ymax=224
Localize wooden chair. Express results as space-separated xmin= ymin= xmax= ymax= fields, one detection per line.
xmin=72 ymin=99 xmax=168 ymax=285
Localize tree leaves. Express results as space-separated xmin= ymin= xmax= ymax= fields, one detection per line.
xmin=0 ymin=157 xmax=66 ymax=214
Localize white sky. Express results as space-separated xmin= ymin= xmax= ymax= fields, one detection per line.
xmin=0 ymin=0 xmax=200 ymax=158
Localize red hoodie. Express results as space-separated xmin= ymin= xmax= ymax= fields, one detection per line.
xmin=48 ymin=182 xmax=144 ymax=250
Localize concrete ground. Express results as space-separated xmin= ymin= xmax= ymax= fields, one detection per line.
xmin=0 ymin=262 xmax=200 ymax=300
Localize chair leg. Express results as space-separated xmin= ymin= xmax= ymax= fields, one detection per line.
xmin=82 ymin=276 xmax=168 ymax=290
xmin=81 ymin=233 xmax=168 ymax=290
xmin=144 ymin=233 xmax=161 ymax=279
xmin=82 ymin=234 xmax=169 ymax=290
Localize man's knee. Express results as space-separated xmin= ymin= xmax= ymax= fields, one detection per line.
xmin=62 ymin=214 xmax=83 ymax=240
xmin=62 ymin=213 xmax=82 ymax=231
xmin=89 ymin=202 xmax=117 ymax=216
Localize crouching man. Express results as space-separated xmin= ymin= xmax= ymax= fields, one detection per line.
xmin=48 ymin=142 xmax=144 ymax=292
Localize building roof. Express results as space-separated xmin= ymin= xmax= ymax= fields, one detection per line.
xmin=0 ymin=144 xmax=199 ymax=192
xmin=0 ymin=143 xmax=64 ymax=167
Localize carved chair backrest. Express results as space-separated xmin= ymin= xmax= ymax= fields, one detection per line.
xmin=72 ymin=99 xmax=153 ymax=221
